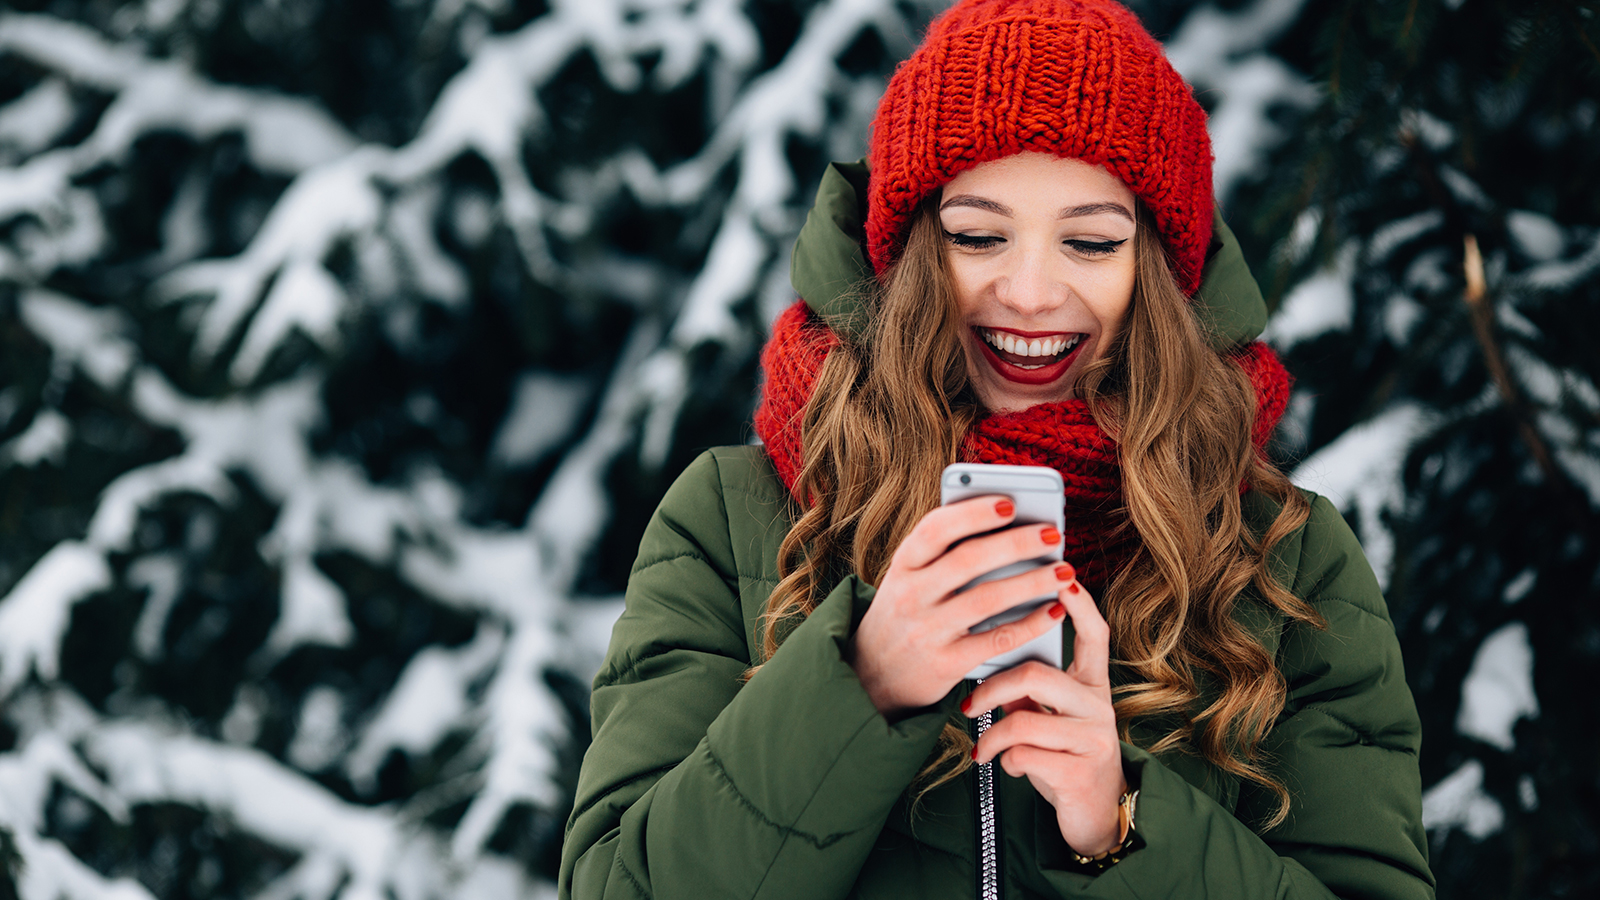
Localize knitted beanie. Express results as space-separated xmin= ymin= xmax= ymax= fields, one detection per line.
xmin=866 ymin=0 xmax=1214 ymax=295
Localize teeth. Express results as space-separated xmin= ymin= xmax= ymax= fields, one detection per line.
xmin=980 ymin=329 xmax=1081 ymax=359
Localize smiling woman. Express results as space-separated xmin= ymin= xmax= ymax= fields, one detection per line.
xmin=561 ymin=0 xmax=1434 ymax=897
xmin=938 ymin=153 xmax=1138 ymax=410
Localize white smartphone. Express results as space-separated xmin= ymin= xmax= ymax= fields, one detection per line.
xmin=940 ymin=463 xmax=1068 ymax=680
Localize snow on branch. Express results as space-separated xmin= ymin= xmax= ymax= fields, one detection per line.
xmin=0 ymin=0 xmax=940 ymax=894
xmin=1164 ymin=0 xmax=1319 ymax=205
xmin=0 ymin=13 xmax=355 ymax=282
xmin=0 ymin=13 xmax=355 ymax=175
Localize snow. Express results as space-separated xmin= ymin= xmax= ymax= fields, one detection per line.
xmin=450 ymin=620 xmax=564 ymax=861
xmin=19 ymin=290 xmax=138 ymax=390
xmin=87 ymin=721 xmax=403 ymax=900
xmin=1437 ymin=165 xmax=1491 ymax=209
xmin=490 ymin=372 xmax=590 ymax=469
xmin=1404 ymin=246 xmax=1454 ymax=295
xmin=156 ymin=149 xmax=385 ymax=370
xmin=1383 ymin=294 xmax=1425 ymax=345
xmin=0 ymin=14 xmax=355 ymax=174
xmin=261 ymin=555 xmax=356 ymax=662
xmin=1521 ymin=229 xmax=1600 ymax=292
xmin=1502 ymin=569 xmax=1536 ymax=605
xmin=1507 ymin=210 xmax=1565 ymax=261
xmin=1291 ymin=403 xmax=1434 ymax=588
xmin=230 ymin=257 xmax=348 ymax=382
xmin=0 ymin=77 xmax=75 ymax=162
xmin=345 ymin=626 xmax=506 ymax=792
xmin=1367 ymin=210 xmax=1443 ymax=263
xmin=1163 ymin=0 xmax=1318 ymax=203
xmin=1422 ymin=759 xmax=1504 ymax=840
xmin=1456 ymin=621 xmax=1539 ymax=751
xmin=287 ymin=686 xmax=350 ymax=773
xmin=1517 ymin=774 xmax=1539 ymax=811
xmin=1262 ymin=244 xmax=1356 ymax=347
xmin=0 ymin=0 xmax=1269 ymax=894
xmin=127 ymin=553 xmax=183 ymax=661
xmin=1539 ymin=410 xmax=1600 ymax=510
xmin=388 ymin=185 xmax=470 ymax=308
xmin=0 ymin=408 xmax=71 ymax=467
xmin=0 ymin=543 xmax=113 ymax=694
xmin=1401 ymin=108 xmax=1455 ymax=151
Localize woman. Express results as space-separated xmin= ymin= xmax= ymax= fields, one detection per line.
xmin=561 ymin=0 xmax=1434 ymax=897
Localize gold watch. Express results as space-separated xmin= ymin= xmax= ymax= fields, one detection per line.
xmin=1069 ymin=789 xmax=1139 ymax=871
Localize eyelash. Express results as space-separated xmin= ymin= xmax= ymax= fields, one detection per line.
xmin=1069 ymin=238 xmax=1128 ymax=256
xmin=941 ymin=231 xmax=1128 ymax=256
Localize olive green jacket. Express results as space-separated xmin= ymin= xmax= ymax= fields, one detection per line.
xmin=560 ymin=163 xmax=1434 ymax=900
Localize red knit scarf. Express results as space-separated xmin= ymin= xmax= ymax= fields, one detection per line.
xmin=753 ymin=300 xmax=1293 ymax=590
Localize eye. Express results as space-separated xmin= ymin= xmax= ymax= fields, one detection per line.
xmin=943 ymin=230 xmax=1004 ymax=250
xmin=1065 ymin=238 xmax=1128 ymax=256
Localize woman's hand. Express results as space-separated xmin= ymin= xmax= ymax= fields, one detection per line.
xmin=963 ymin=579 xmax=1127 ymax=857
xmin=849 ymin=496 xmax=1069 ymax=718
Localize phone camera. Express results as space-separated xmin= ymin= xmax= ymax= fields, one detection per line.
xmin=959 ymin=473 xmax=971 ymax=485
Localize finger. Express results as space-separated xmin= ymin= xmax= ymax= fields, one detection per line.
xmin=997 ymin=743 xmax=1056 ymax=779
xmin=1060 ymin=577 xmax=1111 ymax=688
xmin=962 ymin=659 xmax=1106 ymax=721
xmin=891 ymin=495 xmax=1018 ymax=571
xmin=973 ymin=709 xmax=1115 ymax=765
xmin=934 ymin=522 xmax=1063 ymax=591
xmin=999 ymin=697 xmax=1050 ymax=716
xmin=938 ymin=562 xmax=1076 ymax=638
xmin=950 ymin=596 xmax=1063 ymax=673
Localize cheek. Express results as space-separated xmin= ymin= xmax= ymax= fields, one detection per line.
xmin=946 ymin=263 xmax=985 ymax=319
xmin=1087 ymin=267 xmax=1136 ymax=332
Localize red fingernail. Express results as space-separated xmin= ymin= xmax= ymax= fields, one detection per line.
xmin=1049 ymin=602 xmax=1067 ymax=619
xmin=1068 ymin=583 xmax=1081 ymax=594
xmin=1055 ymin=564 xmax=1074 ymax=581
xmin=971 ymin=746 xmax=979 ymax=761
xmin=1040 ymin=526 xmax=1060 ymax=544
xmin=995 ymin=498 xmax=1015 ymax=517
xmin=960 ymin=696 xmax=972 ymax=714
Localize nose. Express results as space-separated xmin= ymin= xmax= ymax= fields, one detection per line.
xmin=996 ymin=250 xmax=1066 ymax=318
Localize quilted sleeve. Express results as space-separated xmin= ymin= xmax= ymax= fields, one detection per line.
xmin=559 ymin=450 xmax=947 ymax=900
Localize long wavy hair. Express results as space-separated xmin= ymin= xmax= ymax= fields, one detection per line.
xmin=754 ymin=197 xmax=1320 ymax=827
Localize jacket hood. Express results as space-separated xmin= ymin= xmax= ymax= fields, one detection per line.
xmin=789 ymin=160 xmax=1269 ymax=350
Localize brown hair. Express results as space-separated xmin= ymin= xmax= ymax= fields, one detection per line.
xmin=756 ymin=200 xmax=1319 ymax=825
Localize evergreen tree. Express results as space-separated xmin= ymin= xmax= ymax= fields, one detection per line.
xmin=1234 ymin=0 xmax=1600 ymax=895
xmin=0 ymin=0 xmax=1596 ymax=897
xmin=0 ymin=0 xmax=941 ymax=895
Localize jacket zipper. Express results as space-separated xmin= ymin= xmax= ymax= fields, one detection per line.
xmin=974 ymin=679 xmax=1001 ymax=900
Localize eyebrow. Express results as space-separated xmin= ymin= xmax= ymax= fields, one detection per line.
xmin=939 ymin=196 xmax=1135 ymax=222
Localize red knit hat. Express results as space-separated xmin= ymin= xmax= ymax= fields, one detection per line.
xmin=866 ymin=0 xmax=1214 ymax=295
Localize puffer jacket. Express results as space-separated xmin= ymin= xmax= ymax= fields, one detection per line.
xmin=559 ymin=162 xmax=1435 ymax=900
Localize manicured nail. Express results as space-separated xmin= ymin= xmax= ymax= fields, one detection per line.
xmin=1067 ymin=583 xmax=1081 ymax=594
xmin=960 ymin=695 xmax=973 ymax=715
xmin=995 ymin=498 xmax=1015 ymax=517
xmin=1040 ymin=526 xmax=1060 ymax=544
xmin=1049 ymin=602 xmax=1067 ymax=619
xmin=971 ymin=746 xmax=979 ymax=761
xmin=1055 ymin=564 xmax=1075 ymax=581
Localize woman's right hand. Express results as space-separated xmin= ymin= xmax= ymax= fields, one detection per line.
xmin=848 ymin=496 xmax=1070 ymax=718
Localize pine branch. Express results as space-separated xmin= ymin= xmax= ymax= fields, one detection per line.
xmin=1460 ymin=234 xmax=1589 ymax=529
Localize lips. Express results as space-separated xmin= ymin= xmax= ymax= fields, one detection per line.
xmin=972 ymin=327 xmax=1088 ymax=386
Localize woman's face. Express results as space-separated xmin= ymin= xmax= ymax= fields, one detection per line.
xmin=938 ymin=152 xmax=1138 ymax=413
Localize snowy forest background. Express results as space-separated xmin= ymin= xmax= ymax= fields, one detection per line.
xmin=0 ymin=0 xmax=1596 ymax=896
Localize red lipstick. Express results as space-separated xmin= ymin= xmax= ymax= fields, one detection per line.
xmin=972 ymin=328 xmax=1086 ymax=385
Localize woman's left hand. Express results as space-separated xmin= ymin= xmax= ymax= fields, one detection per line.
xmin=962 ymin=573 xmax=1127 ymax=857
